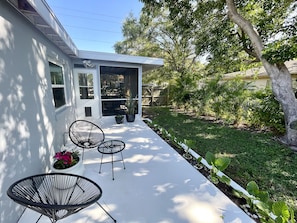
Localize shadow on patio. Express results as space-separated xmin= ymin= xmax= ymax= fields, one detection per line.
xmin=18 ymin=117 xmax=255 ymax=223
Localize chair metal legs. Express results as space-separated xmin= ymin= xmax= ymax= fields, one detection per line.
xmin=120 ymin=151 xmax=126 ymax=170
xmin=99 ymin=152 xmax=126 ymax=180
xmin=36 ymin=214 xmax=43 ymax=223
xmin=96 ymin=202 xmax=117 ymax=222
xmin=34 ymin=204 xmax=116 ymax=223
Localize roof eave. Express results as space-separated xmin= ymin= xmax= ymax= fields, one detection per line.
xmin=7 ymin=0 xmax=79 ymax=57
xmin=79 ymin=50 xmax=164 ymax=72
xmin=6 ymin=0 xmax=164 ymax=72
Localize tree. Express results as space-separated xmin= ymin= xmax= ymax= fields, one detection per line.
xmin=114 ymin=11 xmax=202 ymax=78
xmin=114 ymin=13 xmax=167 ymax=84
xmin=140 ymin=0 xmax=297 ymax=147
xmin=114 ymin=13 xmax=160 ymax=57
xmin=115 ymin=9 xmax=204 ymax=104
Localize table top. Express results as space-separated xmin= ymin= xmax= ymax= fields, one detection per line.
xmin=98 ymin=140 xmax=125 ymax=154
xmin=7 ymin=173 xmax=102 ymax=221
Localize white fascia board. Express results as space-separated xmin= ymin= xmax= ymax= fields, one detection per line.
xmin=79 ymin=50 xmax=164 ymax=71
xmin=27 ymin=0 xmax=78 ymax=56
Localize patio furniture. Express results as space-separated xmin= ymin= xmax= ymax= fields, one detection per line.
xmin=69 ymin=120 xmax=126 ymax=179
xmin=69 ymin=120 xmax=105 ymax=159
xmin=98 ymin=140 xmax=126 ymax=180
xmin=7 ymin=173 xmax=116 ymax=223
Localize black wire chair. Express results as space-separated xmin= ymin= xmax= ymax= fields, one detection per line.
xmin=7 ymin=173 xmax=116 ymax=223
xmin=69 ymin=120 xmax=105 ymax=159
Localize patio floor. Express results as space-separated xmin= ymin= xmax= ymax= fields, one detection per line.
xmin=18 ymin=117 xmax=256 ymax=223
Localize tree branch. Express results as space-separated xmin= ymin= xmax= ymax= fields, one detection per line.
xmin=226 ymin=0 xmax=264 ymax=59
xmin=236 ymin=31 xmax=259 ymax=60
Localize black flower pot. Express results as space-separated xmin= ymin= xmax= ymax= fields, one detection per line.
xmin=126 ymin=114 xmax=135 ymax=122
xmin=115 ymin=116 xmax=124 ymax=124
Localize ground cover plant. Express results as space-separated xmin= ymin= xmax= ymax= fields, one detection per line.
xmin=143 ymin=106 xmax=297 ymax=217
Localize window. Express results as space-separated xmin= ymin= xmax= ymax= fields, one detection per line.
xmin=100 ymin=66 xmax=138 ymax=116
xmin=100 ymin=66 xmax=138 ymax=99
xmin=49 ymin=62 xmax=66 ymax=108
xmin=78 ymin=73 xmax=94 ymax=99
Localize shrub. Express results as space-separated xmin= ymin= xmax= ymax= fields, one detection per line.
xmin=192 ymin=75 xmax=250 ymax=124
xmin=247 ymin=89 xmax=285 ymax=134
xmin=165 ymin=73 xmax=285 ymax=134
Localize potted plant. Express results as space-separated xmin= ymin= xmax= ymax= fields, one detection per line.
xmin=51 ymin=150 xmax=84 ymax=176
xmin=115 ymin=114 xmax=124 ymax=124
xmin=125 ymin=94 xmax=137 ymax=122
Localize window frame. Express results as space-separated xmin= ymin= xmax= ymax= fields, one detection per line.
xmin=78 ymin=72 xmax=94 ymax=100
xmin=99 ymin=65 xmax=139 ymax=116
xmin=49 ymin=61 xmax=67 ymax=110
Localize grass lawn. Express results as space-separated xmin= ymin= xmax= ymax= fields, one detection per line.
xmin=143 ymin=106 xmax=297 ymax=212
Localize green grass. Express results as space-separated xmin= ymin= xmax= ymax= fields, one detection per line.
xmin=144 ymin=106 xmax=297 ymax=212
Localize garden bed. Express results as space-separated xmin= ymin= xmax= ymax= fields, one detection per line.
xmin=144 ymin=119 xmax=262 ymax=223
xmin=143 ymin=106 xmax=297 ymax=221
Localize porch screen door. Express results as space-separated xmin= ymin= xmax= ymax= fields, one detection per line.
xmin=100 ymin=66 xmax=138 ymax=116
xmin=74 ymin=69 xmax=100 ymax=119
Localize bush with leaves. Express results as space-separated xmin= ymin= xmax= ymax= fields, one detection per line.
xmin=183 ymin=75 xmax=285 ymax=134
xmin=168 ymin=71 xmax=199 ymax=109
xmin=192 ymin=75 xmax=250 ymax=124
xmin=247 ymin=89 xmax=285 ymax=134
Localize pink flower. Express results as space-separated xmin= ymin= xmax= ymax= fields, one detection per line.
xmin=53 ymin=150 xmax=79 ymax=169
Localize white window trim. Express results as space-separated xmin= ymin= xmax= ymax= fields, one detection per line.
xmin=49 ymin=60 xmax=68 ymax=111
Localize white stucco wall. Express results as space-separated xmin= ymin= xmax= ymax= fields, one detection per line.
xmin=0 ymin=2 xmax=76 ymax=222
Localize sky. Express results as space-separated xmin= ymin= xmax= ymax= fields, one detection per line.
xmin=46 ymin=0 xmax=144 ymax=53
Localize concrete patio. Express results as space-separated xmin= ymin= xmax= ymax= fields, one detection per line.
xmin=18 ymin=117 xmax=256 ymax=223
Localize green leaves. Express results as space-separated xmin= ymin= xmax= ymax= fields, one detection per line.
xmin=205 ymin=151 xmax=216 ymax=164
xmin=272 ymin=201 xmax=296 ymax=223
xmin=246 ymin=181 xmax=259 ymax=195
xmin=262 ymin=38 xmax=297 ymax=63
xmin=215 ymin=157 xmax=231 ymax=172
xmin=243 ymin=181 xmax=295 ymax=223
xmin=248 ymin=89 xmax=285 ymax=135
xmin=141 ymin=0 xmax=297 ymax=73
xmin=206 ymin=151 xmax=231 ymax=172
xmin=273 ymin=201 xmax=290 ymax=220
xmin=205 ymin=151 xmax=231 ymax=185
xmin=247 ymin=181 xmax=269 ymax=203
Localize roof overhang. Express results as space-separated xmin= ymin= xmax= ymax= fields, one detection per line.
xmin=7 ymin=0 xmax=79 ymax=57
xmin=6 ymin=0 xmax=164 ymax=71
xmin=79 ymin=50 xmax=164 ymax=72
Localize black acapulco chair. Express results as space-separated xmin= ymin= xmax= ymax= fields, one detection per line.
xmin=69 ymin=120 xmax=105 ymax=159
xmin=7 ymin=173 xmax=117 ymax=223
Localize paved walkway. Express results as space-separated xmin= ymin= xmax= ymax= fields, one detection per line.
xmin=18 ymin=117 xmax=255 ymax=223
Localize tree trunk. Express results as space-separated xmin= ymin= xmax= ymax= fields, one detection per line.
xmin=262 ymin=61 xmax=297 ymax=146
xmin=226 ymin=0 xmax=297 ymax=147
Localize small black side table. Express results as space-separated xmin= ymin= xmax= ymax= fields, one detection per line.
xmin=7 ymin=173 xmax=116 ymax=223
xmin=98 ymin=140 xmax=126 ymax=180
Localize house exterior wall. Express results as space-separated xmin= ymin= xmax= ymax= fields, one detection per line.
xmin=223 ymin=60 xmax=297 ymax=90
xmin=0 ymin=2 xmax=76 ymax=222
xmin=224 ymin=74 xmax=297 ymax=91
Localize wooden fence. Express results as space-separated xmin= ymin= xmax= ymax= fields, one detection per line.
xmin=142 ymin=85 xmax=168 ymax=107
